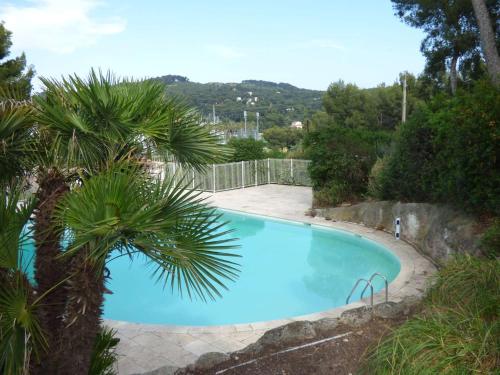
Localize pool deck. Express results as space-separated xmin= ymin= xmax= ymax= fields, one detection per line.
xmin=106 ymin=185 xmax=436 ymax=375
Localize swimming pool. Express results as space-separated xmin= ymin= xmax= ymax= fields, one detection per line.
xmin=23 ymin=210 xmax=400 ymax=326
xmin=104 ymin=210 xmax=400 ymax=325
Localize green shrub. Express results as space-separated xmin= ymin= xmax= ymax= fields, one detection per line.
xmin=363 ymin=256 xmax=500 ymax=374
xmin=264 ymin=147 xmax=286 ymax=159
xmin=312 ymin=184 xmax=348 ymax=207
xmin=227 ymin=138 xmax=265 ymax=162
xmin=481 ymin=219 xmax=500 ymax=259
xmin=304 ymin=125 xmax=391 ymax=206
xmin=367 ymin=157 xmax=387 ymax=198
xmin=375 ymin=108 xmax=436 ymax=202
xmin=378 ymin=81 xmax=500 ymax=215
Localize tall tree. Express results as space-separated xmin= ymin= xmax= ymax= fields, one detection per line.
xmin=471 ymin=0 xmax=500 ymax=85
xmin=0 ymin=22 xmax=34 ymax=99
xmin=392 ymin=0 xmax=482 ymax=94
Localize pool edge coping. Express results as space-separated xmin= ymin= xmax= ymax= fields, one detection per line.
xmin=104 ymin=209 xmax=436 ymax=335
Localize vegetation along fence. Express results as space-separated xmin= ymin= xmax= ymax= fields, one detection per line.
xmin=150 ymin=159 xmax=311 ymax=192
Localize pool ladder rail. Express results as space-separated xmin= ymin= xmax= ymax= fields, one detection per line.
xmin=345 ymin=272 xmax=389 ymax=308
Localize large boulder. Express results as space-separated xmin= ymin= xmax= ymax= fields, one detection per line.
xmin=191 ymin=352 xmax=230 ymax=371
xmin=311 ymin=317 xmax=340 ymax=335
xmin=175 ymin=352 xmax=230 ymax=375
xmin=339 ymin=306 xmax=373 ymax=327
xmin=242 ymin=321 xmax=317 ymax=354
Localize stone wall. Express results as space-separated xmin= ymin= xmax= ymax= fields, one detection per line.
xmin=315 ymin=201 xmax=482 ymax=263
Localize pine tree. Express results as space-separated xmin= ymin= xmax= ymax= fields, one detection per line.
xmin=0 ymin=22 xmax=35 ymax=98
xmin=391 ymin=0 xmax=498 ymax=94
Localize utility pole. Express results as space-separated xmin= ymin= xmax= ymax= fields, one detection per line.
xmin=243 ymin=110 xmax=247 ymax=137
xmin=402 ymin=72 xmax=407 ymax=123
xmin=212 ymin=104 xmax=216 ymax=125
xmin=256 ymin=112 xmax=260 ymax=139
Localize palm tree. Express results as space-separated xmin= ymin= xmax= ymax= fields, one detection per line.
xmin=1 ymin=70 xmax=239 ymax=374
xmin=53 ymin=164 xmax=238 ymax=373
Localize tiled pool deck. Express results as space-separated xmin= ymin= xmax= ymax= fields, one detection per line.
xmin=106 ymin=185 xmax=436 ymax=374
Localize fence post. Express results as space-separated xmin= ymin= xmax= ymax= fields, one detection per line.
xmin=212 ymin=164 xmax=216 ymax=193
xmin=255 ymin=160 xmax=258 ymax=186
xmin=290 ymin=158 xmax=294 ymax=180
xmin=267 ymin=158 xmax=271 ymax=184
xmin=242 ymin=161 xmax=245 ymax=188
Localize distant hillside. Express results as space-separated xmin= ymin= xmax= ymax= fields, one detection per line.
xmin=155 ymin=75 xmax=324 ymax=128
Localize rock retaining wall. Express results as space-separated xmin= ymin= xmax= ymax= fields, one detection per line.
xmin=171 ymin=296 xmax=421 ymax=375
xmin=315 ymin=201 xmax=482 ymax=263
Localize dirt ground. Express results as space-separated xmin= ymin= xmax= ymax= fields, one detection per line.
xmin=183 ymin=313 xmax=415 ymax=375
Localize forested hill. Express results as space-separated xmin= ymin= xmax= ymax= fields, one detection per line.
xmin=155 ymin=75 xmax=324 ymax=127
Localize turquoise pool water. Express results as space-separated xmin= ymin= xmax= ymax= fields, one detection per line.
xmin=23 ymin=210 xmax=400 ymax=326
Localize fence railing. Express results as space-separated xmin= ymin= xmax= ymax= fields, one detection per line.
xmin=149 ymin=158 xmax=311 ymax=192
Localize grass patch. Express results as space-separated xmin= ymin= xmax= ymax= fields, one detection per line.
xmin=362 ymin=256 xmax=499 ymax=374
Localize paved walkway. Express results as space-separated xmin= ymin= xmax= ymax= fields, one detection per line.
xmin=107 ymin=185 xmax=436 ymax=374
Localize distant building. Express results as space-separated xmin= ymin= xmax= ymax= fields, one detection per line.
xmin=247 ymin=91 xmax=253 ymax=96
xmin=236 ymin=97 xmax=242 ymax=101
xmin=254 ymin=96 xmax=258 ymax=102
xmin=290 ymin=121 xmax=303 ymax=129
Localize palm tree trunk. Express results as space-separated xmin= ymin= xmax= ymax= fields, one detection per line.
xmin=471 ymin=0 xmax=500 ymax=86
xmin=32 ymin=169 xmax=69 ymax=375
xmin=57 ymin=248 xmax=105 ymax=375
xmin=450 ymin=54 xmax=458 ymax=95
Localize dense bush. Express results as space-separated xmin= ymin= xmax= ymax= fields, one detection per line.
xmin=374 ymin=108 xmax=436 ymax=202
xmin=364 ymin=256 xmax=500 ymax=374
xmin=375 ymin=81 xmax=500 ymax=215
xmin=227 ymin=138 xmax=265 ymax=162
xmin=262 ymin=126 xmax=302 ymax=150
xmin=304 ymin=125 xmax=391 ymax=206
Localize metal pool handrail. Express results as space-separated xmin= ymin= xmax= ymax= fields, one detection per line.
xmin=361 ymin=273 xmax=388 ymax=303
xmin=346 ymin=278 xmax=374 ymax=307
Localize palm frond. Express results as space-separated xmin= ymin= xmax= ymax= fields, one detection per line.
xmin=0 ymin=272 xmax=47 ymax=375
xmin=88 ymin=327 xmax=119 ymax=375
xmin=0 ymin=95 xmax=34 ymax=183
xmin=34 ymin=70 xmax=229 ymax=174
xmin=0 ymin=184 xmax=44 ymax=375
xmin=0 ymin=182 xmax=36 ymax=270
xmin=55 ymin=163 xmax=240 ymax=301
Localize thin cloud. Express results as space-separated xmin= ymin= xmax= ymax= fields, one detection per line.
xmin=0 ymin=0 xmax=126 ymax=54
xmin=205 ymin=44 xmax=245 ymax=59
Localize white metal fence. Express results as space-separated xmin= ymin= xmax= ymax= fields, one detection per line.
xmin=150 ymin=158 xmax=311 ymax=192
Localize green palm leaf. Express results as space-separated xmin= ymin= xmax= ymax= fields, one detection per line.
xmin=0 ymin=272 xmax=47 ymax=375
xmin=0 ymin=91 xmax=34 ymax=184
xmin=55 ymin=163 xmax=240 ymax=301
xmin=0 ymin=183 xmax=45 ymax=375
xmin=33 ymin=69 xmax=230 ymax=175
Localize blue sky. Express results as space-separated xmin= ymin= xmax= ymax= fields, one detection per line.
xmin=1 ymin=0 xmax=426 ymax=91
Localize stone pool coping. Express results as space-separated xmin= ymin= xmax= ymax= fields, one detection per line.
xmin=106 ymin=185 xmax=436 ymax=374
